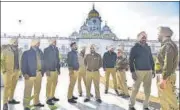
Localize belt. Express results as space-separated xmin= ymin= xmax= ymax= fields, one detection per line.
xmin=87 ymin=69 xmax=98 ymax=72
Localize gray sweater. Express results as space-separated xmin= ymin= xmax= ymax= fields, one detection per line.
xmin=129 ymin=43 xmax=154 ymax=72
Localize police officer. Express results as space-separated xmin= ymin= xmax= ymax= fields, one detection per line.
xmin=67 ymin=42 xmax=79 ymax=103
xmin=103 ymin=45 xmax=119 ymax=95
xmin=77 ymin=46 xmax=86 ymax=96
xmin=156 ymin=26 xmax=178 ymax=110
xmin=116 ymin=47 xmax=130 ymax=98
xmin=84 ymin=44 xmax=102 ymax=103
xmin=1 ymin=38 xmax=20 ymax=110
xmin=21 ymin=39 xmax=44 ymax=110
xmin=129 ymin=31 xmax=155 ymax=110
xmin=44 ymin=39 xmax=60 ymax=105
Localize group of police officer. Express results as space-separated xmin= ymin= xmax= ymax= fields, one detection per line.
xmin=1 ymin=26 xmax=179 ymax=110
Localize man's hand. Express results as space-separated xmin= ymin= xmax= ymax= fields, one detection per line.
xmin=24 ymin=74 xmax=29 ymax=80
xmin=152 ymin=71 xmax=156 ymax=78
xmin=131 ymin=72 xmax=137 ymax=81
xmin=160 ymin=80 xmax=167 ymax=89
xmin=46 ymin=71 xmax=50 ymax=76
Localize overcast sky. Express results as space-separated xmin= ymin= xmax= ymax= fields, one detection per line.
xmin=1 ymin=2 xmax=179 ymax=40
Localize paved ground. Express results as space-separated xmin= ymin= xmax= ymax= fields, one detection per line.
xmin=1 ymin=68 xmax=179 ymax=110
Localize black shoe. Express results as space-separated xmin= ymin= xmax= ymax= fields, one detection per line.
xmin=24 ymin=107 xmax=30 ymax=110
xmin=96 ymin=99 xmax=102 ymax=103
xmin=105 ymin=90 xmax=108 ymax=94
xmin=8 ymin=99 xmax=20 ymax=104
xmin=72 ymin=96 xmax=78 ymax=100
xmin=129 ymin=107 xmax=136 ymax=110
xmin=68 ymin=99 xmax=77 ymax=103
xmin=46 ymin=99 xmax=54 ymax=105
xmin=84 ymin=98 xmax=90 ymax=102
xmin=79 ymin=93 xmax=82 ymax=97
xmin=144 ymin=108 xmax=150 ymax=110
xmin=118 ymin=93 xmax=125 ymax=96
xmin=122 ymin=95 xmax=130 ymax=98
xmin=115 ymin=90 xmax=119 ymax=95
xmin=3 ymin=103 xmax=8 ymax=110
xmin=90 ymin=93 xmax=93 ymax=97
xmin=34 ymin=103 xmax=44 ymax=107
xmin=52 ymin=97 xmax=59 ymax=101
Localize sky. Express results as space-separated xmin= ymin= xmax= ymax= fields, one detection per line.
xmin=1 ymin=2 xmax=179 ymax=40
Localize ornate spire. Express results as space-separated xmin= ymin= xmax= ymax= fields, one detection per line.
xmin=93 ymin=3 xmax=95 ymax=10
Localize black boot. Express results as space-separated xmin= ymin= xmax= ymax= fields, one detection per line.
xmin=52 ymin=97 xmax=59 ymax=101
xmin=105 ymin=90 xmax=108 ymax=94
xmin=46 ymin=99 xmax=54 ymax=105
xmin=8 ymin=99 xmax=20 ymax=104
xmin=129 ymin=107 xmax=136 ymax=110
xmin=34 ymin=103 xmax=44 ymax=107
xmin=3 ymin=103 xmax=8 ymax=110
xmin=24 ymin=107 xmax=30 ymax=110
xmin=68 ymin=99 xmax=77 ymax=103
xmin=122 ymin=95 xmax=130 ymax=98
xmin=96 ymin=99 xmax=102 ymax=103
xmin=144 ymin=108 xmax=150 ymax=110
xmin=72 ymin=96 xmax=78 ymax=100
xmin=84 ymin=98 xmax=90 ymax=102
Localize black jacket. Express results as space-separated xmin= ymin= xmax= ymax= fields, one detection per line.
xmin=103 ymin=51 xmax=117 ymax=68
xmin=44 ymin=45 xmax=60 ymax=72
xmin=129 ymin=43 xmax=154 ymax=72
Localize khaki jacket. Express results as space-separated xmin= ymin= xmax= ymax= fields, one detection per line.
xmin=84 ymin=52 xmax=102 ymax=71
xmin=116 ymin=54 xmax=129 ymax=71
xmin=1 ymin=45 xmax=19 ymax=73
xmin=156 ymin=39 xmax=178 ymax=80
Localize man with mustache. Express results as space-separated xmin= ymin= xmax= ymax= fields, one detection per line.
xmin=156 ymin=26 xmax=178 ymax=110
xmin=129 ymin=31 xmax=155 ymax=110
xmin=67 ymin=42 xmax=79 ymax=103
xmin=21 ymin=39 xmax=45 ymax=110
xmin=1 ymin=38 xmax=20 ymax=110
xmin=84 ymin=44 xmax=102 ymax=103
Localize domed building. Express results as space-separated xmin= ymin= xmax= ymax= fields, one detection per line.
xmin=69 ymin=4 xmax=120 ymax=55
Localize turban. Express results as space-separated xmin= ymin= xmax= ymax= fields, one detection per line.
xmin=31 ymin=39 xmax=40 ymax=46
xmin=137 ymin=31 xmax=147 ymax=41
xmin=9 ymin=38 xmax=18 ymax=45
xmin=85 ymin=44 xmax=98 ymax=54
xmin=117 ymin=46 xmax=124 ymax=51
xmin=158 ymin=26 xmax=173 ymax=37
xmin=48 ymin=38 xmax=56 ymax=44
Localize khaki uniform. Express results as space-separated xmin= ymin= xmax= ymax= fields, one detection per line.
xmin=116 ymin=54 xmax=129 ymax=95
xmin=23 ymin=49 xmax=43 ymax=106
xmin=156 ymin=39 xmax=178 ymax=110
xmin=129 ymin=70 xmax=152 ymax=108
xmin=46 ymin=71 xmax=58 ymax=99
xmin=1 ymin=45 xmax=20 ymax=104
xmin=78 ymin=54 xmax=86 ymax=94
xmin=105 ymin=68 xmax=117 ymax=90
xmin=84 ymin=52 xmax=102 ymax=99
xmin=23 ymin=72 xmax=42 ymax=106
xmin=67 ymin=70 xmax=79 ymax=99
